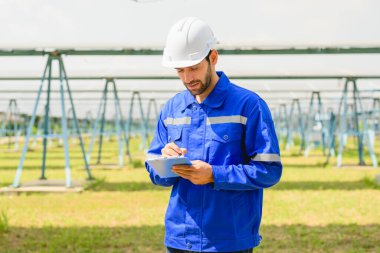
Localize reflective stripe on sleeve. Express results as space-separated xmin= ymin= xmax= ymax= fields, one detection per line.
xmin=206 ymin=115 xmax=247 ymax=125
xmin=146 ymin=153 xmax=161 ymax=160
xmin=251 ymin=154 xmax=281 ymax=162
xmin=164 ymin=117 xmax=191 ymax=126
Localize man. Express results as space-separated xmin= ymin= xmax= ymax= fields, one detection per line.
xmin=145 ymin=17 xmax=282 ymax=253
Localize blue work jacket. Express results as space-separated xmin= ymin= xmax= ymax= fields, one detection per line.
xmin=146 ymin=71 xmax=282 ymax=252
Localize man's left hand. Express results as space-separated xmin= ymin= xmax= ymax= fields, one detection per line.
xmin=172 ymin=160 xmax=214 ymax=185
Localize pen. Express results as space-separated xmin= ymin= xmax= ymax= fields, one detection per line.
xmin=170 ymin=141 xmax=187 ymax=157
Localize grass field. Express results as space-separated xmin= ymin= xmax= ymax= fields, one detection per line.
xmin=0 ymin=137 xmax=380 ymax=252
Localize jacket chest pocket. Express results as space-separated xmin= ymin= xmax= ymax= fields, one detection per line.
xmin=167 ymin=126 xmax=188 ymax=149
xmin=209 ymin=125 xmax=244 ymax=164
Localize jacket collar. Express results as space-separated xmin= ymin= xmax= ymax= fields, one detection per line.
xmin=181 ymin=71 xmax=229 ymax=111
xmin=203 ymin=71 xmax=229 ymax=108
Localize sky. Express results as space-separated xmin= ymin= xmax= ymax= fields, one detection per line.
xmin=0 ymin=0 xmax=380 ymax=49
xmin=0 ymin=0 xmax=380 ymax=117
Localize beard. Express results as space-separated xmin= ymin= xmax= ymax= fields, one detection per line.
xmin=183 ymin=62 xmax=212 ymax=96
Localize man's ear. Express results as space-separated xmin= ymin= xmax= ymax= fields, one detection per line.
xmin=210 ymin=50 xmax=218 ymax=65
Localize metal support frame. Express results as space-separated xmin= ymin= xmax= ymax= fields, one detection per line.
xmin=32 ymin=108 xmax=59 ymax=147
xmin=0 ymin=99 xmax=21 ymax=150
xmin=1 ymin=48 xmax=379 ymax=172
xmin=273 ymin=104 xmax=289 ymax=147
xmin=368 ymin=98 xmax=380 ymax=147
xmin=285 ymin=98 xmax=305 ymax=152
xmin=127 ymin=91 xmax=148 ymax=152
xmin=325 ymin=108 xmax=337 ymax=157
xmin=304 ymin=92 xmax=327 ymax=157
xmin=20 ymin=114 xmax=29 ymax=137
xmin=81 ymin=110 xmax=94 ymax=136
xmin=86 ymin=78 xmax=131 ymax=167
xmin=12 ymin=53 xmax=93 ymax=188
xmin=66 ymin=108 xmax=75 ymax=138
xmin=66 ymin=107 xmax=82 ymax=145
xmin=325 ymin=78 xmax=378 ymax=167
xmin=145 ymin=98 xmax=159 ymax=134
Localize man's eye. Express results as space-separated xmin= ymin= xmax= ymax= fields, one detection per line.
xmin=191 ymin=67 xmax=198 ymax=71
xmin=177 ymin=69 xmax=184 ymax=73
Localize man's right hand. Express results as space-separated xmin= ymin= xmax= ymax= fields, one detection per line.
xmin=161 ymin=142 xmax=188 ymax=157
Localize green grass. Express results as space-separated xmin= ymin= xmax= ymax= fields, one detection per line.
xmin=0 ymin=137 xmax=380 ymax=252
xmin=0 ymin=209 xmax=9 ymax=233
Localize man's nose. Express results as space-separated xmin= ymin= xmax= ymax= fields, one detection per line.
xmin=183 ymin=71 xmax=193 ymax=83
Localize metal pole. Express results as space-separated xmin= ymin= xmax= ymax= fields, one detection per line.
xmin=351 ymin=80 xmax=365 ymax=165
xmin=127 ymin=92 xmax=136 ymax=144
xmin=354 ymin=80 xmax=378 ymax=167
xmin=286 ymin=98 xmax=306 ymax=153
xmin=110 ymin=80 xmax=124 ymax=166
xmin=12 ymin=57 xmax=50 ymax=187
xmin=113 ymin=83 xmax=132 ymax=161
xmin=145 ymin=98 xmax=159 ymax=134
xmin=324 ymin=79 xmax=346 ymax=166
xmin=317 ymin=94 xmax=327 ymax=156
xmin=373 ymin=99 xmax=380 ymax=145
xmin=127 ymin=91 xmax=148 ymax=151
xmin=304 ymin=92 xmax=316 ymax=157
xmin=59 ymin=58 xmax=72 ymax=187
xmin=296 ymin=99 xmax=305 ymax=153
xmin=59 ymin=56 xmax=93 ymax=180
xmin=40 ymin=57 xmax=53 ymax=180
xmin=136 ymin=92 xmax=148 ymax=150
xmin=6 ymin=101 xmax=13 ymax=149
xmin=86 ymin=86 xmax=106 ymax=164
xmin=327 ymin=111 xmax=336 ymax=157
xmin=286 ymin=103 xmax=294 ymax=150
xmin=304 ymin=92 xmax=326 ymax=157
xmin=97 ymin=80 xmax=109 ymax=164
xmin=278 ymin=104 xmax=288 ymax=148
xmin=13 ymin=100 xmax=20 ymax=150
xmin=337 ymin=80 xmax=349 ymax=167
xmin=33 ymin=113 xmax=43 ymax=147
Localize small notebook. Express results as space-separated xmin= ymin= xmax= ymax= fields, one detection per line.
xmin=146 ymin=156 xmax=192 ymax=178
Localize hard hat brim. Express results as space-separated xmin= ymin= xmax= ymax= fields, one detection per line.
xmin=162 ymin=58 xmax=204 ymax=68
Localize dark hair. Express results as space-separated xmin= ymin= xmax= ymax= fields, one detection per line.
xmin=205 ymin=50 xmax=213 ymax=63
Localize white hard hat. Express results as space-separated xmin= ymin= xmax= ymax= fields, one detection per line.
xmin=162 ymin=17 xmax=218 ymax=68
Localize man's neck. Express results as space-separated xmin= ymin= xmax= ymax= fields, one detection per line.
xmin=195 ymin=72 xmax=219 ymax=103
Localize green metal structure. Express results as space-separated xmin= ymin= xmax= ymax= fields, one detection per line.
xmin=325 ymin=78 xmax=378 ymax=167
xmin=1 ymin=47 xmax=379 ymax=187
xmin=304 ymin=92 xmax=327 ymax=157
xmin=0 ymin=99 xmax=21 ymax=150
xmin=86 ymin=78 xmax=131 ymax=167
xmin=12 ymin=52 xmax=93 ymax=188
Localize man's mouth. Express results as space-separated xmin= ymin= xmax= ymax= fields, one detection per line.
xmin=187 ymin=82 xmax=200 ymax=88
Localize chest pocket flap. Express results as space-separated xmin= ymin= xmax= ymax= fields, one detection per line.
xmin=167 ymin=126 xmax=183 ymax=143
xmin=211 ymin=125 xmax=243 ymax=143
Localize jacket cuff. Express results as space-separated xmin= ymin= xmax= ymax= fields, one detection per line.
xmin=212 ymin=165 xmax=227 ymax=190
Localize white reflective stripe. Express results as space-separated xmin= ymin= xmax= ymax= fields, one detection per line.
xmin=251 ymin=154 xmax=281 ymax=162
xmin=206 ymin=115 xmax=247 ymax=125
xmin=164 ymin=117 xmax=191 ymax=126
xmin=146 ymin=153 xmax=161 ymax=160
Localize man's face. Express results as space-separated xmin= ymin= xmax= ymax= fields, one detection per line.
xmin=175 ymin=58 xmax=212 ymax=96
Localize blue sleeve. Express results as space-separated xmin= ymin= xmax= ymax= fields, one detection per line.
xmin=145 ymin=110 xmax=178 ymax=187
xmin=212 ymin=99 xmax=282 ymax=190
